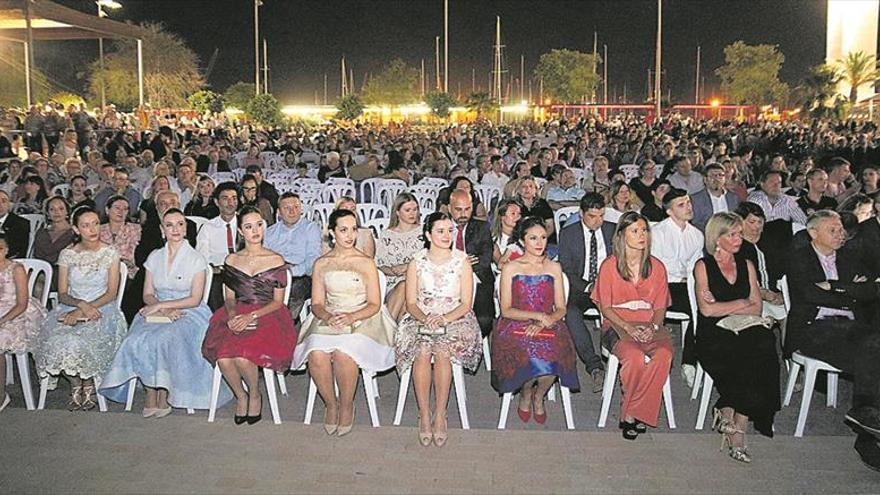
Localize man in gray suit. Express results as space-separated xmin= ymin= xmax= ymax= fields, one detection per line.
xmin=559 ymin=192 xmax=616 ymax=392
xmin=690 ymin=163 xmax=741 ymax=231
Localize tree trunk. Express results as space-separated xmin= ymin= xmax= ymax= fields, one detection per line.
xmin=850 ymin=85 xmax=859 ymax=103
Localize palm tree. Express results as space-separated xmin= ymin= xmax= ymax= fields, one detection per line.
xmin=794 ymin=64 xmax=842 ymax=117
xmin=836 ymin=51 xmax=880 ymax=103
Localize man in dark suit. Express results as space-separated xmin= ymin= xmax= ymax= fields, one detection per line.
xmin=0 ymin=190 xmax=30 ymax=259
xmin=559 ymin=192 xmax=614 ymax=391
xmin=449 ymin=190 xmax=495 ymax=337
xmin=196 ymin=149 xmax=231 ymax=175
xmin=787 ymin=210 xmax=880 ymax=468
xmin=690 ymin=163 xmax=741 ymax=231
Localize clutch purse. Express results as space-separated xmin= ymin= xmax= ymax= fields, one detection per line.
xmin=716 ymin=314 xmax=773 ymax=334
xmin=419 ymin=325 xmax=447 ymax=336
xmin=145 ymin=315 xmax=173 ymax=324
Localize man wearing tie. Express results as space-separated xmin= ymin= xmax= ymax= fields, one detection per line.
xmin=559 ymin=192 xmax=615 ymax=391
xmin=196 ymin=182 xmax=240 ymax=309
xmin=449 ymin=190 xmax=496 ymax=337
xmin=0 ymin=191 xmax=29 ymax=259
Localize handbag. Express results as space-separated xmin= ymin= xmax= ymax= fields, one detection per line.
xmin=716 ymin=314 xmax=773 ymax=334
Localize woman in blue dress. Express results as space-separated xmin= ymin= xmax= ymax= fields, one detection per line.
xmin=101 ymin=208 xmax=232 ymax=416
xmin=33 ymin=206 xmax=127 ymax=411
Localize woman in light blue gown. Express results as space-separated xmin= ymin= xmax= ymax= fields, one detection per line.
xmin=101 ymin=208 xmax=232 ymax=416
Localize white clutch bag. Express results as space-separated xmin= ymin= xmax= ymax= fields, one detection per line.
xmin=716 ymin=314 xmax=774 ymax=334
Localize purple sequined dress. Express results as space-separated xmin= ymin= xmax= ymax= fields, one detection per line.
xmin=491 ymin=274 xmax=580 ymax=393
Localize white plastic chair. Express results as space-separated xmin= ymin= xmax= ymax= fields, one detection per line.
xmin=51 ymin=184 xmax=69 ymax=197
xmin=618 ymin=164 xmax=640 ymax=181
xmin=357 ymin=203 xmax=389 ymax=224
xmin=310 ymin=203 xmax=336 ymax=226
xmin=321 ymin=182 xmax=357 ymax=203
xmin=376 ymin=179 xmax=408 ymax=209
xmin=37 ymin=262 xmax=127 ymax=412
xmin=418 ymin=177 xmax=449 ymax=189
xmin=411 ymin=192 xmax=436 ymax=212
xmin=474 ymin=184 xmax=501 ymax=211
xmin=207 ymin=270 xmax=292 ymax=425
xmin=497 ymin=274 xmax=575 ymax=430
xmin=393 ymin=278 xmax=478 ymax=429
xmin=210 ymin=172 xmax=236 ymax=184
xmin=302 ymin=271 xmax=388 ymax=427
xmin=3 ymin=259 xmax=51 ymax=410
xmin=20 ymin=213 xmax=45 ymax=258
xmin=186 ymin=215 xmax=210 ymax=235
xmin=359 ymin=178 xmax=383 ymax=204
xmin=687 ymin=273 xmax=715 ymax=430
xmin=552 ymin=206 xmax=580 ymax=240
xmin=122 ymin=267 xmax=213 ymax=415
xmin=363 ymin=217 xmax=390 ymax=238
xmin=409 ymin=184 xmax=441 ymax=200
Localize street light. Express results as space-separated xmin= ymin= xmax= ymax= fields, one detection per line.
xmin=96 ymin=0 xmax=122 ymax=109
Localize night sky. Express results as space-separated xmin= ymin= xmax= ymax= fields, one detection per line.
xmin=39 ymin=0 xmax=835 ymax=105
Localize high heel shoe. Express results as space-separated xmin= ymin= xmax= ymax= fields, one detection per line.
xmin=233 ymin=415 xmax=247 ymax=425
xmin=532 ymin=392 xmax=547 ymax=425
xmin=418 ymin=416 xmax=433 ymax=447
xmin=516 ymin=389 xmax=533 ymax=423
xmin=337 ymin=406 xmax=355 ymax=437
xmin=246 ymin=403 xmax=262 ymax=425
xmin=323 ymin=408 xmax=338 ymax=435
xmin=67 ymin=386 xmax=83 ymax=411
xmin=0 ymin=394 xmax=10 ymax=412
xmin=432 ymin=414 xmax=448 ymax=448
xmin=720 ymin=430 xmax=752 ymax=463
xmin=620 ymin=420 xmax=640 ymax=441
xmin=80 ymin=385 xmax=97 ymax=411
xmin=711 ymin=408 xmax=738 ymax=435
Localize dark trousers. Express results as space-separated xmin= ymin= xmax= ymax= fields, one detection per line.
xmin=287 ymin=275 xmax=312 ymax=321
xmin=791 ymin=319 xmax=880 ymax=409
xmin=564 ymin=293 xmax=603 ymax=372
xmin=474 ymin=284 xmax=496 ymax=337
xmin=668 ymin=282 xmax=695 ymax=366
xmin=208 ymin=268 xmax=226 ymax=311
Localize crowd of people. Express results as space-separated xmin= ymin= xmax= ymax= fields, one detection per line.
xmin=1 ymin=108 xmax=880 ymax=468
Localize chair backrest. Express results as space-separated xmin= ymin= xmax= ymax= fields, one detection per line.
xmin=419 ymin=177 xmax=449 ymax=189
xmin=310 ymin=202 xmax=336 ymax=225
xmin=618 ymin=164 xmax=640 ymax=181
xmin=376 ymin=179 xmax=408 ymax=209
xmin=377 ymin=270 xmax=387 ymax=305
xmin=186 ymin=215 xmax=210 ymax=235
xmin=299 ymin=150 xmax=320 ymax=164
xmin=777 ymin=275 xmax=791 ymax=313
xmin=202 ymin=266 xmax=213 ymax=306
xmin=298 ymin=297 xmax=312 ymax=323
xmin=359 ymin=177 xmax=383 ymax=203
xmin=20 ymin=213 xmax=45 ymax=233
xmin=409 ymin=184 xmax=440 ymax=199
xmin=474 ymin=184 xmax=502 ymax=211
xmin=116 ymin=262 xmax=128 ymax=310
xmin=364 ymin=217 xmax=390 ymax=238
xmin=51 ymin=184 xmax=70 ymax=198
xmin=411 ymin=191 xmax=436 ymax=212
xmin=357 ymin=203 xmax=389 ymax=224
xmin=211 ymin=172 xmax=236 ymax=184
xmin=553 ymin=206 xmax=580 ymax=239
xmin=18 ymin=258 xmax=52 ymax=307
xmin=321 ymin=182 xmax=357 ymax=203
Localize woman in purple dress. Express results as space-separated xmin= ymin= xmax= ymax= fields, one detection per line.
xmin=491 ymin=216 xmax=579 ymax=424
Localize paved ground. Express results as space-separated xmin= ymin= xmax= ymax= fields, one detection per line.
xmin=3 ymin=326 xmax=879 ymax=493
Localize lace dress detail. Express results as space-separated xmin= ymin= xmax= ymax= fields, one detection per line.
xmin=34 ymin=245 xmax=127 ymax=389
xmin=375 ymin=227 xmax=423 ymax=290
xmin=395 ymin=249 xmax=482 ymax=373
xmin=0 ymin=262 xmax=47 ymax=353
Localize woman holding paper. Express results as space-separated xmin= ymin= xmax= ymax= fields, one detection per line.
xmin=490 ymin=216 xmax=579 ymax=424
xmin=100 ymin=208 xmax=231 ymax=417
xmin=590 ymin=211 xmax=672 ymax=440
xmin=694 ymin=212 xmax=780 ymax=463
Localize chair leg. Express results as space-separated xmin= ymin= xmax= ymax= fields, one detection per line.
xmin=826 ymin=372 xmax=838 ymax=408
xmin=5 ymin=353 xmax=13 ymax=385
xmin=597 ymin=355 xmax=619 ymax=428
xmin=207 ymin=364 xmax=222 ymax=423
xmin=662 ymin=375 xmax=676 ymax=429
xmin=547 ymin=383 xmax=557 ymax=402
xmin=482 ymin=337 xmax=492 ymax=371
xmin=497 ymin=392 xmax=512 ymax=429
xmin=262 ymin=368 xmax=281 ymax=425
xmin=783 ymin=360 xmax=802 ymax=407
xmin=452 ymin=364 xmax=469 ymax=430
xmin=15 ymin=353 xmax=34 ymax=410
xmin=695 ymin=373 xmax=713 ymax=430
xmin=393 ymin=367 xmax=412 ymax=426
xmin=125 ymin=378 xmax=137 ymax=412
xmin=97 ymin=393 xmax=108 ymax=412
xmin=304 ymin=377 xmax=317 ymax=425
xmin=690 ymin=363 xmax=704 ymax=401
xmin=277 ymin=371 xmax=288 ymax=397
xmin=560 ymin=385 xmax=575 ymax=430
xmin=361 ymin=370 xmax=380 ymax=427
xmin=373 ymin=376 xmax=380 ymax=398
xmin=38 ymin=376 xmax=48 ymax=410
xmin=795 ymin=363 xmax=818 ymax=437
xmin=186 ymin=408 xmax=194 ymax=414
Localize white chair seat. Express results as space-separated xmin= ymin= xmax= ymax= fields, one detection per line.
xmin=783 ymin=351 xmax=841 ymax=437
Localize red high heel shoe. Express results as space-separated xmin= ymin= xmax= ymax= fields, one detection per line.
xmin=516 ymin=389 xmax=532 ymax=423
xmin=533 ymin=393 xmax=547 ymax=424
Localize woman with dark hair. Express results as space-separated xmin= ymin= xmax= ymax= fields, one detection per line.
xmin=394 ymin=212 xmax=481 ymax=446
xmin=629 ymin=160 xmax=658 ymax=206
xmin=33 ymin=196 xmax=75 ymax=288
xmin=240 ymin=174 xmax=274 ymax=226
xmin=376 ymin=192 xmax=422 ymax=320
xmin=320 ymin=196 xmax=375 ymax=257
xmin=491 ymin=216 xmax=579 ymax=423
xmin=65 ymin=175 xmax=95 ymax=211
xmin=184 ymin=175 xmax=219 ymax=219
xmin=694 ymin=212 xmax=780 ymax=463
xmin=102 ymin=208 xmax=231 ymax=417
xmin=734 ymin=202 xmax=785 ymax=321
xmin=202 ymin=205 xmax=297 ymax=425
xmin=293 ymin=209 xmax=396 ymax=437
xmin=591 ymin=211 xmax=672 ymax=440
xmin=838 ymin=193 xmax=875 ymax=223
xmin=33 ymin=206 xmax=126 ymax=411
xmin=0 ymin=231 xmax=48 ymax=411
xmin=14 ymin=175 xmax=48 ymax=215
xmin=450 ymin=176 xmax=488 ymax=221
xmin=491 ymin=198 xmax=523 ymax=267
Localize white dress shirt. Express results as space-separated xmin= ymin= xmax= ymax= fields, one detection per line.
xmin=196 ymin=215 xmax=238 ymax=266
xmin=650 ymin=217 xmax=704 ymax=282
xmin=581 ymin=222 xmax=608 ymax=282
xmin=709 ymin=191 xmax=728 ymax=214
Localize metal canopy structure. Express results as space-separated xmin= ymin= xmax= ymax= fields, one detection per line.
xmin=0 ymin=0 xmax=148 ymax=107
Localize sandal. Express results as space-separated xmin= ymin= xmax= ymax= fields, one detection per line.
xmin=712 ymin=407 xmax=738 ymax=435
xmin=721 ymin=429 xmax=752 ymax=463
xmin=67 ymin=386 xmax=83 ymax=411
xmin=81 ymin=385 xmax=97 ymax=411
xmin=620 ymin=420 xmax=640 ymax=441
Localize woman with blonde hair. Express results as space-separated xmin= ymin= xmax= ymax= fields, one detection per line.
xmin=376 ymin=193 xmax=422 ymax=320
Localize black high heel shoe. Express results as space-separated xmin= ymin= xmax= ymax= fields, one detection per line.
xmin=234 ymin=415 xmax=247 ymax=425
xmin=620 ymin=420 xmax=640 ymax=441
xmin=246 ymin=413 xmax=262 ymax=425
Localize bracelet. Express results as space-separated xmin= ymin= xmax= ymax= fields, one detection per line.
xmin=250 ymin=312 xmax=258 ymax=320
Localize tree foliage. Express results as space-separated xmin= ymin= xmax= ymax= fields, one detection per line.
xmin=464 ymin=91 xmax=498 ymax=118
xmin=188 ymin=90 xmax=225 ymax=114
xmin=335 ymin=94 xmax=364 ymax=121
xmin=362 ymin=58 xmax=420 ymax=105
xmin=533 ymin=49 xmax=601 ymax=104
xmin=87 ymin=22 xmax=204 ymax=109
xmin=245 ymin=93 xmax=282 ymax=127
xmin=715 ymin=41 xmax=789 ymax=105
xmin=793 ymin=64 xmax=843 ymax=118
xmin=425 ymin=91 xmax=457 ymax=118
xmin=223 ymin=82 xmax=256 ymax=110
xmin=836 ymin=51 xmax=880 ymax=103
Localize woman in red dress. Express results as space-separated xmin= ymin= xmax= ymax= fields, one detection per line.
xmin=202 ymin=205 xmax=297 ymax=425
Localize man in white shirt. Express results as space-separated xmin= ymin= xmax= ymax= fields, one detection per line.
xmin=747 ymin=170 xmax=807 ymax=286
xmin=559 ymin=192 xmax=615 ymax=391
xmin=196 ymin=182 xmax=240 ymax=309
xmin=667 ymin=156 xmax=705 ymax=195
xmin=651 ymin=188 xmax=704 ymax=386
